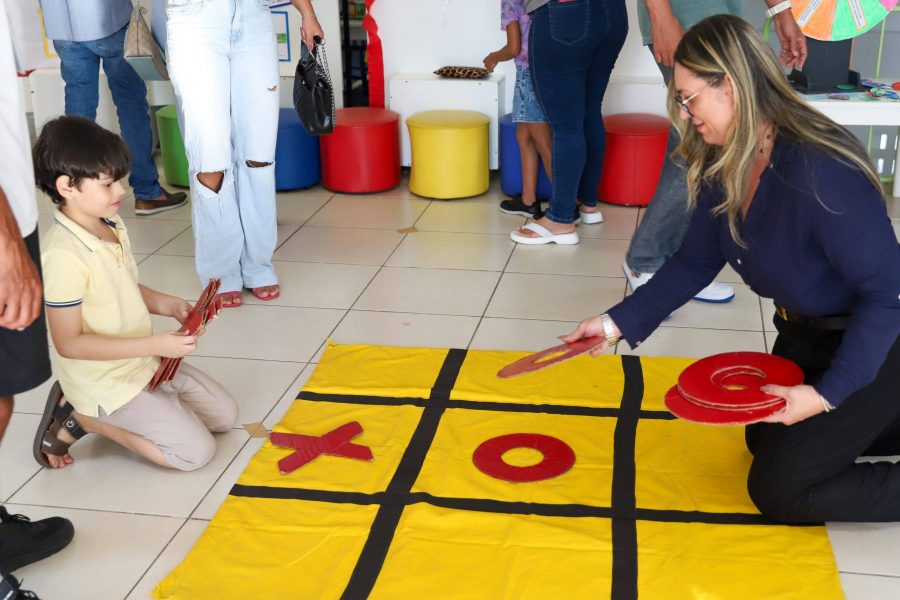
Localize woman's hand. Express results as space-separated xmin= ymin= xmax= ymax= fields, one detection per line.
xmin=561 ymin=315 xmax=611 ymax=357
xmin=760 ymin=384 xmax=826 ymax=425
xmin=301 ymin=14 xmax=325 ymax=50
xmin=649 ymin=13 xmax=685 ymax=67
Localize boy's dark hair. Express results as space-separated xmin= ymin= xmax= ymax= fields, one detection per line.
xmin=32 ymin=116 xmax=131 ymax=205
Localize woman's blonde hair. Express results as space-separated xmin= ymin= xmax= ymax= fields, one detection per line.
xmin=669 ymin=14 xmax=884 ymax=244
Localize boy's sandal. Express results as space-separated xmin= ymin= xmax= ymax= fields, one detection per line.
xmin=32 ymin=381 xmax=87 ymax=468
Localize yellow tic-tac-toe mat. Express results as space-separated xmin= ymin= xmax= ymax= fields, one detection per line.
xmin=154 ymin=344 xmax=843 ymax=599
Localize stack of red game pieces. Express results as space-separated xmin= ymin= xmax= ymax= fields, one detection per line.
xmin=148 ymin=279 xmax=222 ymax=391
xmin=664 ymin=352 xmax=804 ymax=425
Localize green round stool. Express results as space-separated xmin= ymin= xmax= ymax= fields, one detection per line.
xmin=155 ymin=105 xmax=189 ymax=187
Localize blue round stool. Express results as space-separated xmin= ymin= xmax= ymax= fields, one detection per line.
xmin=275 ymin=108 xmax=320 ymax=190
xmin=499 ymin=113 xmax=552 ymax=200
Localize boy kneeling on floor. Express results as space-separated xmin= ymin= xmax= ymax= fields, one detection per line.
xmin=32 ymin=116 xmax=237 ymax=471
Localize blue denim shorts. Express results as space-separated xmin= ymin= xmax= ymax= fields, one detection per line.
xmin=512 ymin=66 xmax=547 ymax=123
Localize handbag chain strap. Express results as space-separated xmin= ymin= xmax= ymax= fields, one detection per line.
xmin=313 ymin=39 xmax=336 ymax=125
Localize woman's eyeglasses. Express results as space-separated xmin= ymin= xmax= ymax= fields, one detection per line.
xmin=675 ymin=80 xmax=713 ymax=119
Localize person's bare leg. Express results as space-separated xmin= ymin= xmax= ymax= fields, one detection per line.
xmin=43 ymin=398 xmax=168 ymax=469
xmin=244 ymin=160 xmax=279 ymax=299
xmin=0 ymin=396 xmax=13 ymax=442
xmin=516 ymin=125 xmax=539 ymax=208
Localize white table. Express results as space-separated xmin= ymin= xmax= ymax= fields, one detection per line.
xmin=804 ymin=94 xmax=900 ymax=198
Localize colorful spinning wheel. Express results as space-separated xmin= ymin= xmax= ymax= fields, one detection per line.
xmin=793 ymin=0 xmax=899 ymax=41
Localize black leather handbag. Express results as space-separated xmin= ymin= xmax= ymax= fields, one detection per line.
xmin=293 ymin=36 xmax=335 ymax=135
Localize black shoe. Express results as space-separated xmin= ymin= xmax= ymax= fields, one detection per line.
xmin=0 ymin=573 xmax=41 ymax=599
xmin=0 ymin=507 xmax=74 ymax=574
xmin=134 ymin=188 xmax=188 ymax=216
xmin=500 ymin=196 xmax=543 ymax=218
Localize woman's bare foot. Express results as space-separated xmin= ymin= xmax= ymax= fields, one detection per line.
xmin=513 ymin=216 xmax=576 ymax=240
xmin=250 ymin=284 xmax=280 ymax=301
xmin=215 ymin=291 xmax=242 ymax=308
xmin=577 ymin=201 xmax=601 ymax=215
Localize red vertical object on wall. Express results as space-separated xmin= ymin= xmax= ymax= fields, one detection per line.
xmin=363 ymin=0 xmax=385 ymax=108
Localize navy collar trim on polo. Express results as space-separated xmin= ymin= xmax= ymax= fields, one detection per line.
xmin=53 ymin=209 xmax=124 ymax=253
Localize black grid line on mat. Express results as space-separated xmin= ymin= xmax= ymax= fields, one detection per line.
xmin=229 ymin=351 xmax=798 ymax=599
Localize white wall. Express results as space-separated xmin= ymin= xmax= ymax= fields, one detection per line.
xmin=371 ymin=0 xmax=667 ymax=117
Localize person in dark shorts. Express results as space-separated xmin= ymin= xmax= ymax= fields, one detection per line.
xmin=0 ymin=3 xmax=75 ymax=595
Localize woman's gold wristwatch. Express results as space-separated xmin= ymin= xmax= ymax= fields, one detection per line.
xmin=600 ymin=313 xmax=619 ymax=346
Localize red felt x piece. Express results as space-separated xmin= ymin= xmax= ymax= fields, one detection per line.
xmin=270 ymin=421 xmax=374 ymax=474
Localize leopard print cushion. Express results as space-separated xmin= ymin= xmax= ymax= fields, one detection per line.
xmin=434 ymin=66 xmax=490 ymax=79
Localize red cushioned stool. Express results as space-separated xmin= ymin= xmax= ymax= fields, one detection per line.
xmin=597 ymin=113 xmax=669 ymax=206
xmin=320 ymin=107 xmax=401 ymax=193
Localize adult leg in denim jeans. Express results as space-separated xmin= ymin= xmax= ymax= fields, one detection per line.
xmin=92 ymin=27 xmax=162 ymax=201
xmin=622 ymin=48 xmax=734 ymax=302
xmin=516 ymin=0 xmax=626 ymax=241
xmin=229 ymin=0 xmax=280 ymax=298
xmin=53 ymin=40 xmax=102 ymax=120
xmin=625 ymin=56 xmax=689 ymax=274
xmin=167 ymin=3 xmax=245 ymax=301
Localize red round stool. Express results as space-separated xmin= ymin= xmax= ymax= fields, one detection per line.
xmin=320 ymin=107 xmax=401 ymax=193
xmin=597 ymin=113 xmax=669 ymax=206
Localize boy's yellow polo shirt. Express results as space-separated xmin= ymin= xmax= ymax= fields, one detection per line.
xmin=41 ymin=210 xmax=161 ymax=417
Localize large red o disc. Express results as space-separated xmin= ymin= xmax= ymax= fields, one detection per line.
xmin=678 ymin=352 xmax=803 ymax=410
xmin=473 ymin=433 xmax=576 ymax=483
xmin=665 ymin=386 xmax=785 ymax=426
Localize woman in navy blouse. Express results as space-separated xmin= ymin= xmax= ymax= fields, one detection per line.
xmin=565 ymin=14 xmax=900 ymax=523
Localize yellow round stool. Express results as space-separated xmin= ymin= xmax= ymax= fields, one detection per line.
xmin=407 ymin=110 xmax=490 ymax=199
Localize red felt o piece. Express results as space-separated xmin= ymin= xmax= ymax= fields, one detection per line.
xmin=678 ymin=352 xmax=803 ymax=409
xmin=665 ymin=386 xmax=785 ymax=425
xmin=473 ymin=433 xmax=575 ymax=482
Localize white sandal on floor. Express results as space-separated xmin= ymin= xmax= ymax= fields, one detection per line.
xmin=510 ymin=222 xmax=579 ymax=245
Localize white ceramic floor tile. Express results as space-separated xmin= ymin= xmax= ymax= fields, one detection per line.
xmin=155 ymin=224 xmax=299 ymax=257
xmin=126 ymin=519 xmax=210 ymax=600
xmin=241 ymin=261 xmax=379 ymax=309
xmin=192 ymin=438 xmax=265 ymax=521
xmin=274 ymin=226 xmax=405 ymax=265
xmin=9 ymin=505 xmax=183 ymax=600
xmin=840 ymin=573 xmax=900 ymax=599
xmin=828 ymin=522 xmax=900 ymax=577
xmin=180 ymin=356 xmax=305 ymax=425
xmin=664 ymin=283 xmax=764 ymax=332
xmin=138 ymin=254 xmax=206 ymax=302
xmin=262 ymin=365 xmax=316 ymax=429
xmin=575 ymin=204 xmax=640 ymax=240
xmin=307 ymin=195 xmax=430 ymax=229
xmin=486 ymin=273 xmax=627 ymax=322
xmin=760 ymin=297 xmax=777 ymax=332
xmin=414 ymin=201 xmax=526 ymax=235
xmin=386 ymin=231 xmax=515 ymax=271
xmin=11 ymin=429 xmax=246 ymax=517
xmin=469 ymin=317 xmax=614 ymax=354
xmin=276 ymin=190 xmax=333 ymax=225
xmin=12 ymin=376 xmax=57 ymax=415
xmin=617 ymin=327 xmax=767 ymax=358
xmin=507 ymin=238 xmax=631 ymax=277
xmin=354 ymin=267 xmax=500 ymax=316
xmin=0 ymin=414 xmax=42 ymax=501
xmin=120 ymin=218 xmax=190 ymax=254
xmin=162 ymin=305 xmax=344 ymax=363
xmin=330 ymin=310 xmax=479 ymax=350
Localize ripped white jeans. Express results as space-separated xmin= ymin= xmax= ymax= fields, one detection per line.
xmin=166 ymin=0 xmax=279 ymax=292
